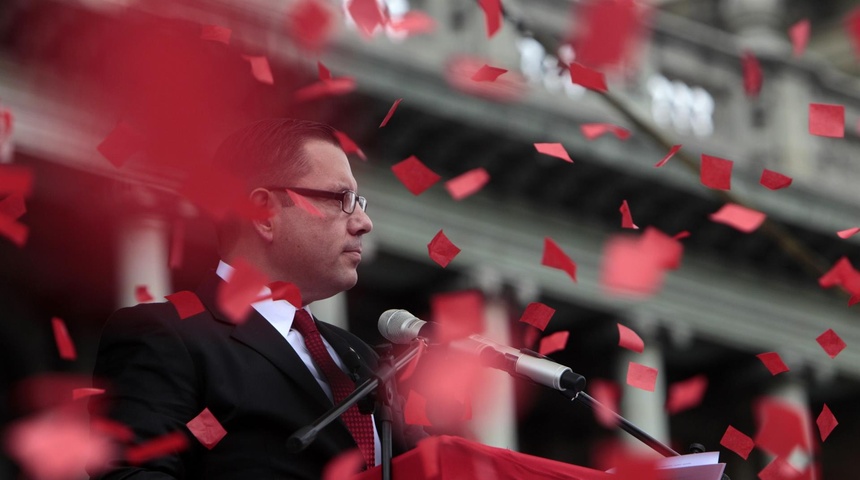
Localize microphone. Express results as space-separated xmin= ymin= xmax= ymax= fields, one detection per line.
xmin=378 ymin=309 xmax=586 ymax=394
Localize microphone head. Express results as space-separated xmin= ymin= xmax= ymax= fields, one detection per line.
xmin=378 ymin=309 xmax=426 ymax=344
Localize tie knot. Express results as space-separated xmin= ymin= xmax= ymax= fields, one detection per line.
xmin=292 ymin=309 xmax=317 ymax=336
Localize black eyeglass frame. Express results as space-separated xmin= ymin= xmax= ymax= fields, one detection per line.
xmin=264 ymin=186 xmax=368 ymax=214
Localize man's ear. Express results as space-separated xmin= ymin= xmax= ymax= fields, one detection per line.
xmin=249 ymin=189 xmax=276 ymax=242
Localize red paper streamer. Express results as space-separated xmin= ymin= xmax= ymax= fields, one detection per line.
xmin=379 ymin=98 xmax=403 ymax=127
xmin=654 ymin=144 xmax=681 ymax=167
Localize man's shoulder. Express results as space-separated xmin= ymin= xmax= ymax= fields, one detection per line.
xmin=103 ymin=294 xmax=214 ymax=337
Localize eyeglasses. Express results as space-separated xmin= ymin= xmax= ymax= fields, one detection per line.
xmin=266 ymin=186 xmax=368 ymax=214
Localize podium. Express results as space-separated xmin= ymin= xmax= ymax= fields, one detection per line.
xmin=354 ymin=436 xmax=612 ymax=480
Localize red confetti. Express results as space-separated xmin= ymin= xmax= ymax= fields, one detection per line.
xmin=267 ymin=281 xmax=302 ymax=307
xmin=379 ymin=98 xmax=402 ymax=127
xmin=285 ymin=0 xmax=334 ymax=52
xmin=389 ymin=10 xmax=437 ymax=36
xmin=166 ymin=291 xmax=206 ymax=319
xmin=709 ymin=203 xmax=766 ymax=233
xmin=91 ymin=417 xmax=134 ymax=442
xmin=0 ymin=165 xmax=33 ymax=197
xmin=538 ymin=331 xmax=569 ymax=355
xmin=851 ymin=293 xmax=860 ymax=306
xmin=347 ymin=0 xmax=386 ymax=38
xmin=96 ymin=121 xmax=143 ymax=168
xmin=809 ymin=103 xmax=844 ymax=138
xmin=666 ymin=374 xmax=708 ymax=414
xmin=126 ymin=431 xmax=188 ymax=465
xmin=323 ymin=449 xmax=365 ymax=480
xmin=534 ymin=143 xmax=572 ymax=163
xmin=789 ymin=19 xmax=810 ymax=58
xmin=241 ymin=55 xmax=274 ymax=85
xmin=334 ymin=130 xmax=367 ymax=161
xmin=619 ymin=200 xmax=638 ymax=229
xmin=672 ymin=230 xmax=690 ymax=240
xmin=0 ymin=193 xmax=26 ymax=219
xmin=760 ymin=169 xmax=793 ymax=190
xmin=427 ymin=229 xmax=460 ymax=268
xmin=816 ymin=404 xmax=838 ymax=441
xmin=286 ymin=189 xmax=323 ymax=217
xmin=518 ymin=302 xmax=556 ymax=331
xmin=72 ymin=388 xmax=105 ymax=401
xmin=819 ymin=257 xmax=860 ymax=296
xmin=179 ymin=166 xmax=264 ymax=223
xmin=837 ymin=227 xmax=860 ymax=239
xmin=757 ymin=352 xmax=790 ymax=375
xmin=292 ymin=77 xmax=356 ymax=103
xmin=569 ymin=63 xmax=608 ymax=92
xmin=168 ymin=218 xmax=185 ymax=270
xmin=51 ymin=317 xmax=77 ymax=361
xmin=626 ymin=362 xmax=657 ymax=392
xmin=470 ymin=64 xmax=508 ymax=82
xmin=600 ymin=227 xmax=683 ymax=297
xmin=477 ymin=0 xmax=502 ymax=38
xmin=617 ymin=323 xmax=644 ymax=353
xmin=846 ymin=8 xmax=860 ymax=58
xmin=754 ymin=397 xmax=809 ymax=459
xmin=720 ymin=425 xmax=754 ymax=459
xmin=758 ymin=457 xmax=801 ymax=480
xmin=541 ymin=237 xmax=577 ymax=282
xmin=445 ymin=168 xmax=490 ymax=201
xmin=135 ymin=285 xmax=154 ymax=303
xmin=187 ymin=408 xmax=228 ymax=450
xmin=742 ymin=51 xmax=762 ymax=97
xmin=445 ymin=56 xmax=527 ymax=102
xmin=200 ymin=25 xmax=231 ymax=45
xmin=217 ymin=258 xmax=269 ymax=323
xmin=391 ymin=155 xmax=441 ymax=195
xmin=589 ymin=379 xmax=621 ymax=428
xmin=654 ymin=144 xmax=681 ymax=167
xmin=568 ymin=0 xmax=645 ymax=70
xmin=700 ymin=154 xmax=733 ymax=190
xmin=581 ymin=123 xmax=631 ymax=141
xmin=431 ymin=290 xmax=484 ymax=343
xmin=0 ymin=213 xmax=28 ymax=247
xmin=403 ymin=389 xmax=432 ymax=426
xmin=816 ymin=328 xmax=846 ymax=359
xmin=317 ymin=61 xmax=331 ymax=81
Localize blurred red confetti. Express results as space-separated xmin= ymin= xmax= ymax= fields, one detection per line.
xmin=396 ymin=340 xmax=426 ymax=382
xmin=403 ymin=389 xmax=432 ymax=426
xmin=518 ymin=302 xmax=556 ymax=331
xmin=654 ymin=144 xmax=681 ymax=167
xmin=267 ymin=281 xmax=302 ymax=307
xmin=72 ymin=388 xmax=105 ymax=401
xmin=709 ymin=203 xmax=766 ymax=233
xmin=617 ymin=323 xmax=644 ymax=353
xmin=0 ymin=193 xmax=26 ymax=219
xmin=334 ymin=131 xmax=367 ymax=161
xmin=534 ymin=143 xmax=572 ymax=163
xmin=445 ymin=56 xmax=527 ymax=102
xmin=541 ymin=237 xmax=577 ymax=282
xmin=789 ymin=19 xmax=810 ymax=58
xmin=569 ymin=63 xmax=608 ymax=92
xmin=318 ymin=61 xmax=331 ymax=81
xmin=91 ymin=417 xmax=135 ymax=443
xmin=720 ymin=425 xmax=754 ymax=459
xmin=287 ymin=189 xmax=324 ymax=217
xmin=581 ymin=123 xmax=631 ymax=141
xmin=619 ymin=200 xmax=638 ymax=229
xmin=851 ymin=293 xmax=860 ymax=306
xmin=588 ymin=379 xmax=621 ymax=428
xmin=758 ymin=457 xmax=802 ymax=480
xmin=179 ymin=166 xmax=261 ymax=223
xmin=538 ymin=331 xmax=569 ymax=355
xmin=809 ymin=103 xmax=844 ymax=138
xmin=567 ymin=0 xmax=645 ymax=70
xmin=600 ymin=227 xmax=683 ymax=297
xmin=700 ymin=154 xmax=733 ymax=190
xmin=816 ymin=404 xmax=838 ymax=441
xmin=285 ymin=0 xmax=334 ymax=52
xmin=757 ymin=352 xmax=790 ymax=375
xmin=5 ymin=411 xmax=115 ymax=480
xmin=347 ymin=0 xmax=386 ymax=38
xmin=427 ymin=229 xmax=460 ymax=268
xmin=126 ymin=431 xmax=188 ymax=465
xmin=391 ymin=156 xmax=441 ymax=195
xmin=186 ymin=408 xmax=228 ymax=450
xmin=760 ymin=169 xmax=793 ymax=190
xmin=673 ymin=230 xmax=690 ymax=240
xmin=818 ymin=256 xmax=860 ymax=295
xmin=217 ymin=258 xmax=269 ymax=323
xmin=742 ymin=51 xmax=762 ymax=97
xmin=846 ymin=8 xmax=860 ymax=58
xmin=389 ymin=11 xmax=437 ymax=36
xmin=445 ymin=168 xmax=490 ymax=201
xmin=240 ymin=55 xmax=274 ymax=85
xmin=200 ymin=25 xmax=231 ymax=45
xmin=51 ymin=317 xmax=77 ymax=361
xmin=431 ymin=290 xmax=484 ymax=343
xmin=135 ymin=285 xmax=154 ymax=303
xmin=0 ymin=165 xmax=33 ymax=197
xmin=407 ymin=354 xmax=476 ymax=427
xmin=166 ymin=291 xmax=206 ymax=319
xmin=379 ymin=98 xmax=402 ymax=127
xmin=754 ymin=397 xmax=810 ymax=459
xmin=837 ymin=227 xmax=860 ymax=239
xmin=292 ymin=77 xmax=356 ymax=103
xmin=816 ymin=328 xmax=846 ymax=359
xmin=477 ymin=0 xmax=502 ymax=38
xmin=168 ymin=218 xmax=185 ymax=270
xmin=0 ymin=213 xmax=28 ymax=247
xmin=470 ymin=64 xmax=508 ymax=82
xmin=323 ymin=449 xmax=365 ymax=480
xmin=626 ymin=362 xmax=657 ymax=392
xmin=666 ymin=375 xmax=708 ymax=415
xmin=97 ymin=122 xmax=144 ymax=168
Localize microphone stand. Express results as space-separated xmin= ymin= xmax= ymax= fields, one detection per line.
xmin=287 ymin=339 xmax=425 ymax=480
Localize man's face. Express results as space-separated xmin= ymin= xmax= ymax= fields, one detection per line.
xmin=268 ymin=139 xmax=372 ymax=304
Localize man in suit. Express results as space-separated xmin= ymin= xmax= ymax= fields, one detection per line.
xmin=90 ymin=118 xmax=421 ymax=479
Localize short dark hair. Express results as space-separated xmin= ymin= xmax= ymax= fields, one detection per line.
xmin=211 ymin=118 xmax=340 ymax=191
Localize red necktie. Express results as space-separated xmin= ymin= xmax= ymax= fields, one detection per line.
xmin=292 ymin=309 xmax=376 ymax=468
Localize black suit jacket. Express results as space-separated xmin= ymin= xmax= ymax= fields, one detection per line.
xmin=90 ymin=271 xmax=423 ymax=479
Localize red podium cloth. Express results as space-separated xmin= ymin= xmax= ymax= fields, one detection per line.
xmin=354 ymin=435 xmax=612 ymax=480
